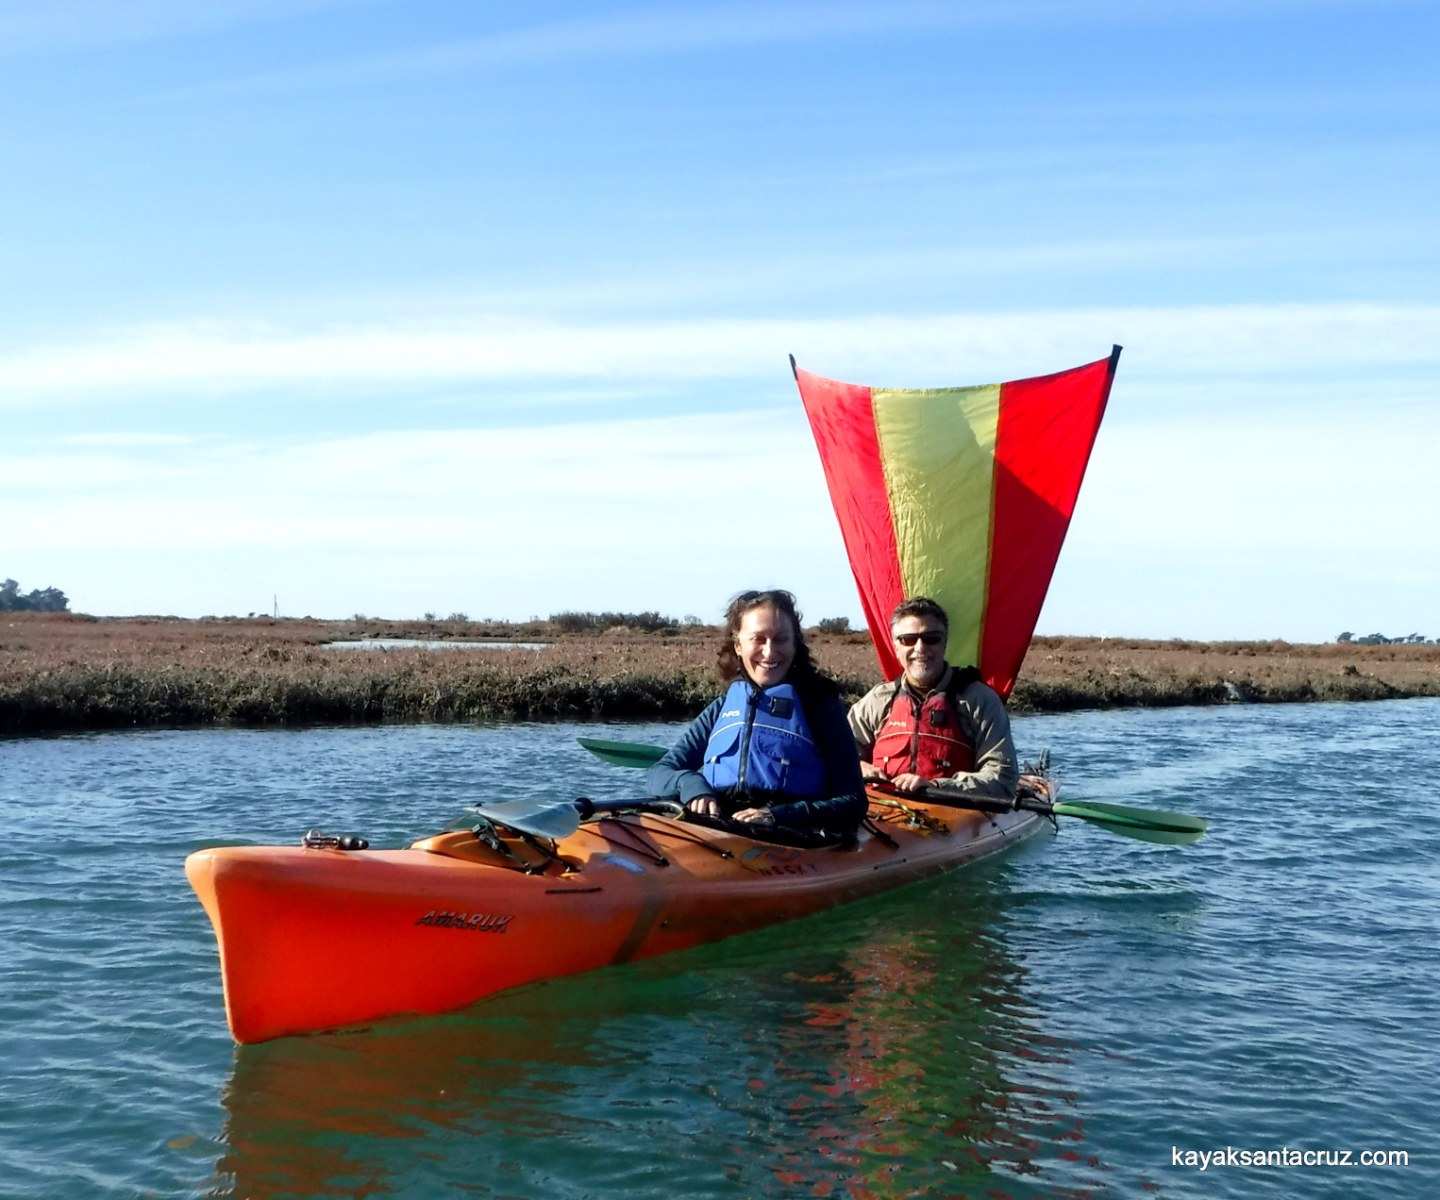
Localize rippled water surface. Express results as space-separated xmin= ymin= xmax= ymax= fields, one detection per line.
xmin=2 ymin=701 xmax=1436 ymax=1198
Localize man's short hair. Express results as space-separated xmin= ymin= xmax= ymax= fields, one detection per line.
xmin=890 ymin=596 xmax=949 ymax=631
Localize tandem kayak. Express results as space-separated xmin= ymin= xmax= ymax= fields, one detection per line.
xmin=185 ymin=786 xmax=1049 ymax=1044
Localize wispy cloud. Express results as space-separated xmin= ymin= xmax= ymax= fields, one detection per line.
xmin=276 ymin=229 xmax=1389 ymax=326
xmin=0 ymin=0 xmax=368 ymax=55
xmin=10 ymin=378 xmax=1435 ymax=629
xmin=2 ymin=303 xmax=1436 ymax=405
xmin=2 ymin=411 xmax=835 ymax=562
xmin=176 ymin=2 xmax=1021 ymax=94
xmin=1076 ymin=411 xmax=1440 ymax=556
xmin=61 ymin=431 xmax=197 ymax=446
xmin=175 ymin=0 xmax=1386 ymax=96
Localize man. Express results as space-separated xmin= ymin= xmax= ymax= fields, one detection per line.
xmin=848 ymin=597 xmax=1018 ymax=800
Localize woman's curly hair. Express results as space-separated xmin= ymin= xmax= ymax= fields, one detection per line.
xmin=714 ymin=589 xmax=836 ymax=702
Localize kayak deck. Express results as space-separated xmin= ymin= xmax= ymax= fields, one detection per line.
xmin=186 ymin=789 xmax=1047 ymax=1044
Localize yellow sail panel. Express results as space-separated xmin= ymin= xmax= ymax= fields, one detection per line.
xmin=871 ymin=383 xmax=1002 ymax=670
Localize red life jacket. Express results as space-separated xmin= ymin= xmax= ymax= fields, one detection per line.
xmin=871 ymin=667 xmax=981 ymax=779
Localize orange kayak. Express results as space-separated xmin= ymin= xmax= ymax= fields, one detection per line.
xmin=185 ymin=787 xmax=1047 ymax=1044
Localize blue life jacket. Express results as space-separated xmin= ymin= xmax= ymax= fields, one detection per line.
xmin=700 ymin=679 xmax=827 ymax=799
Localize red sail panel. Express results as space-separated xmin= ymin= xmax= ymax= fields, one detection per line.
xmin=793 ymin=367 xmax=907 ymax=679
xmin=982 ymin=349 xmax=1120 ymax=697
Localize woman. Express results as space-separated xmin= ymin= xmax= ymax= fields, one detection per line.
xmin=644 ymin=589 xmax=867 ymax=842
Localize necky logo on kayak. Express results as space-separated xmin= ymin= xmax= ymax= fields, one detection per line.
xmin=738 ymin=846 xmax=818 ymax=876
xmin=415 ymin=910 xmax=514 ymax=932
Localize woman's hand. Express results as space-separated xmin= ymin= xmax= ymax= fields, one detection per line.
xmin=685 ymin=797 xmax=775 ymax=826
xmin=686 ymin=795 xmax=721 ymax=818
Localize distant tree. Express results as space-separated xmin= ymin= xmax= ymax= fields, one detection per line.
xmin=31 ymin=587 xmax=68 ymax=612
xmin=1346 ymin=632 xmax=1431 ymax=645
xmin=815 ymin=616 xmax=851 ymax=634
xmin=0 ymin=578 xmax=70 ymax=612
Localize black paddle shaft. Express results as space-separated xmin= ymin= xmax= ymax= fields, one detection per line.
xmin=869 ymin=783 xmax=1048 ymax=818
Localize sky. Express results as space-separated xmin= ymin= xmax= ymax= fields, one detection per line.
xmin=2 ymin=0 xmax=1437 ymax=641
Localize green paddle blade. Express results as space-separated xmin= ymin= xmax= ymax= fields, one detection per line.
xmin=578 ymin=737 xmax=666 ymax=768
xmin=1049 ymin=800 xmax=1208 ymax=845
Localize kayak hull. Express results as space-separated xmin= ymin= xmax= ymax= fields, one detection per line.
xmin=186 ymin=792 xmax=1046 ymax=1044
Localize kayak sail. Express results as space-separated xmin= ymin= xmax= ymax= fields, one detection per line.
xmin=793 ymin=347 xmax=1120 ymax=700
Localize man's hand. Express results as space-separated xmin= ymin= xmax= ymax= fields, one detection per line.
xmin=887 ymin=772 xmax=929 ymax=793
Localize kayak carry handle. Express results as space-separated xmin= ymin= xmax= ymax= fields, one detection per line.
xmin=301 ymin=829 xmax=370 ymax=851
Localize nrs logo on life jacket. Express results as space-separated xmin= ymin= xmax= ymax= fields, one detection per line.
xmin=872 ymin=672 xmax=978 ymax=779
xmin=701 ymin=679 xmax=825 ymax=798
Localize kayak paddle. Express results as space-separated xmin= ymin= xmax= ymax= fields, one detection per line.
xmin=467 ymin=794 xmax=683 ymax=839
xmin=578 ymin=736 xmax=1207 ymax=845
xmin=462 ymin=798 xmax=582 ymax=839
xmin=576 ymin=736 xmax=667 ymax=768
xmin=1041 ymin=799 xmax=1206 ymax=844
xmin=871 ymin=783 xmax=1208 ymax=846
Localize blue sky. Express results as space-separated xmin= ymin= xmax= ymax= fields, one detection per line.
xmin=3 ymin=0 xmax=1436 ymax=640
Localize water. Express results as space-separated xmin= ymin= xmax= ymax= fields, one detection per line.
xmin=2 ymin=701 xmax=1435 ymax=1199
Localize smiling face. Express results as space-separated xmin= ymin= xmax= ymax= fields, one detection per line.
xmin=892 ymin=614 xmax=949 ymax=691
xmin=734 ymin=603 xmax=796 ymax=688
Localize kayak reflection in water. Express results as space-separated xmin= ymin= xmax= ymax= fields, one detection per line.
xmin=643 ymin=589 xmax=867 ymax=845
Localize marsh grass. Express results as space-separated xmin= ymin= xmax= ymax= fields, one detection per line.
xmin=1015 ymin=636 xmax=1440 ymax=709
xmin=3 ymin=614 xmax=1439 ymax=737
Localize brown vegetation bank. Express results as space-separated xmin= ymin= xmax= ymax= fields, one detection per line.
xmin=3 ymin=612 xmax=1439 ymax=738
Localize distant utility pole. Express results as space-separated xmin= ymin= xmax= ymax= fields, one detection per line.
xmin=273 ymin=595 xmax=278 ymax=618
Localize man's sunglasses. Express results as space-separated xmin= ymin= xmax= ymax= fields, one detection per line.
xmin=894 ymin=631 xmax=945 ymax=646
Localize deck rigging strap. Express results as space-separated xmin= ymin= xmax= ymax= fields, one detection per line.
xmin=866 ymin=797 xmax=949 ymax=835
xmin=574 ymin=815 xmax=671 ymax=867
